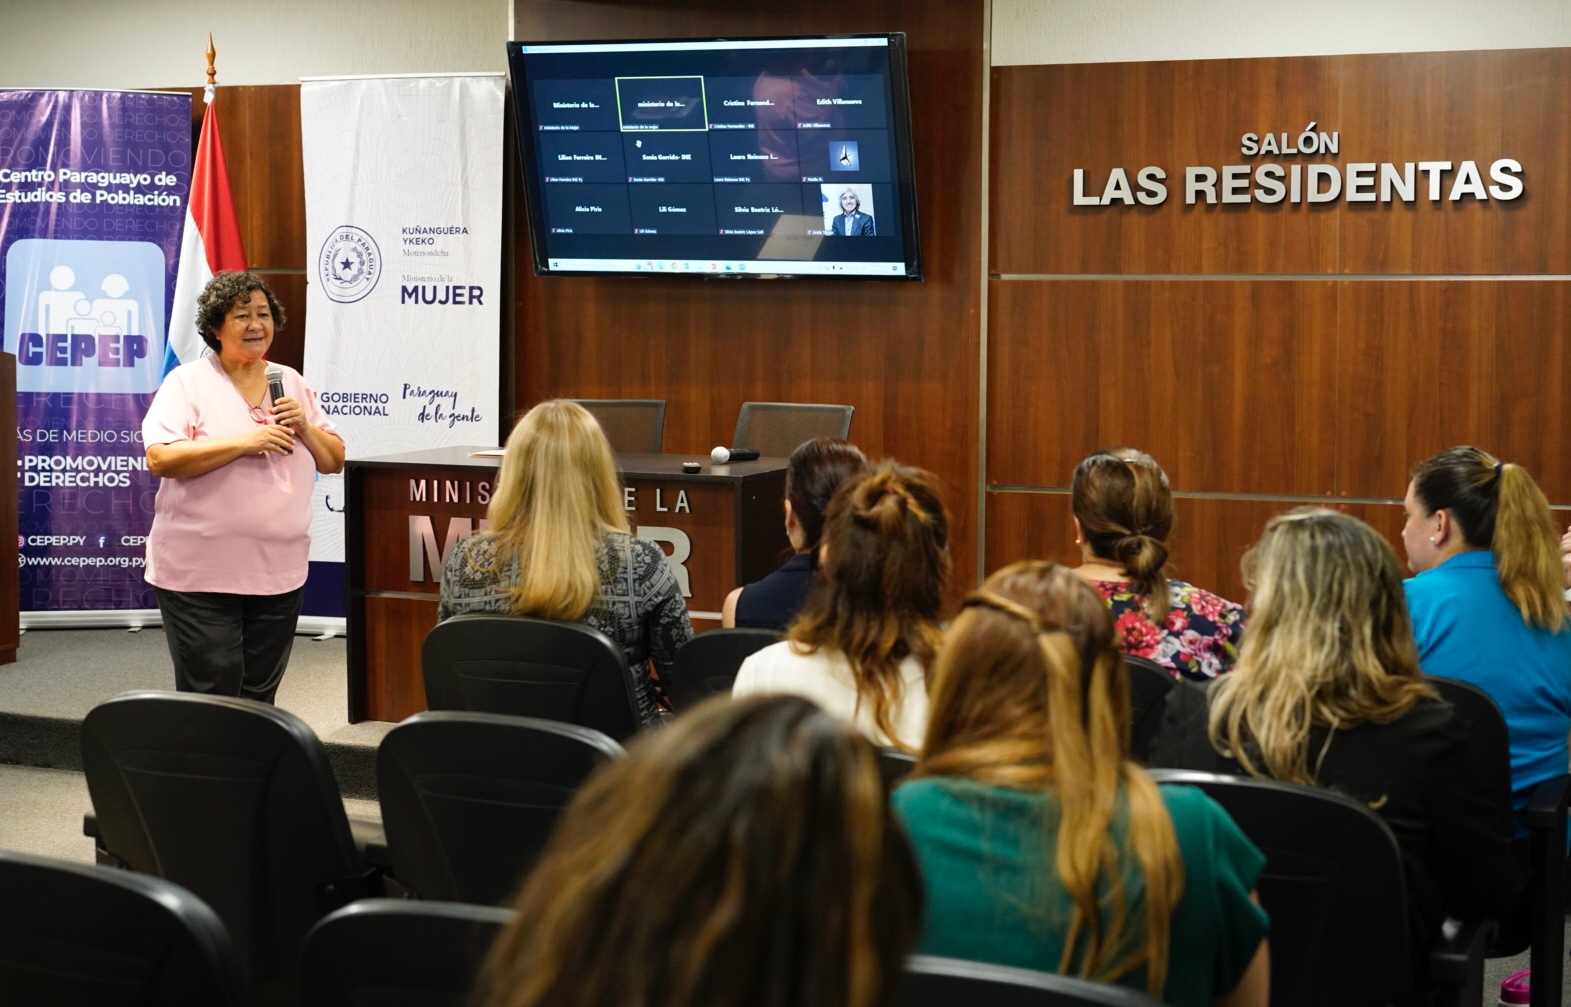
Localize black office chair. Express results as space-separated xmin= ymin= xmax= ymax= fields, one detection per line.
xmin=0 ymin=848 xmax=246 ymax=1006
xmin=80 ymin=691 xmax=380 ymax=1001
xmin=422 ymin=614 xmax=642 ymax=741
xmin=1122 ymin=655 xmax=1174 ymax=762
xmin=877 ymin=747 xmax=918 ymax=792
xmin=300 ymin=899 xmax=514 ymax=1007
xmin=732 ymin=401 xmax=854 ymax=459
xmin=1145 ymin=768 xmax=1489 ymax=1007
xmin=378 ymin=711 xmax=624 ymax=905
xmin=666 ymin=627 xmax=781 ymax=711
xmin=901 ymin=955 xmax=1168 ymax=1005
xmin=1430 ymin=675 xmax=1570 ymax=1007
xmin=570 ymin=398 xmax=666 ymax=454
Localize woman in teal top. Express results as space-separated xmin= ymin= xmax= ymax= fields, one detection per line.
xmin=892 ymin=562 xmax=1270 ymax=1007
xmin=1401 ymin=447 xmax=1571 ymax=819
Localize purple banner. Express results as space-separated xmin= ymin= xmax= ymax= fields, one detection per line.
xmin=0 ymin=90 xmax=190 ymax=611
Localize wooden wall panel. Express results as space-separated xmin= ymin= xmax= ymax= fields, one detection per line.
xmin=991 ymin=58 xmax=1341 ymax=275
xmin=1337 ymin=49 xmax=1571 ymax=275
xmin=992 ymin=49 xmax=1571 ymax=276
xmin=514 ymin=0 xmax=986 ymax=590
xmin=1335 ymin=281 xmax=1571 ymax=502
xmin=987 ymin=279 xmax=1337 ymax=495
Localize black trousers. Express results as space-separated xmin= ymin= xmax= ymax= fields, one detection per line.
xmin=155 ymin=586 xmax=306 ymax=705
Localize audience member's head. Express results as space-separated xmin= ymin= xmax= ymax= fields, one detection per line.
xmin=1405 ymin=446 xmax=1566 ymax=630
xmin=1209 ymin=508 xmax=1435 ymax=783
xmin=478 ymin=694 xmax=924 ymax=1007
xmin=784 ymin=438 xmax=869 ymax=555
xmin=485 ymin=400 xmax=628 ymax=620
xmin=791 ymin=462 xmax=952 ymax=748
xmin=1071 ymin=448 xmax=1175 ymax=619
xmin=916 ymin=561 xmax=1182 ymax=993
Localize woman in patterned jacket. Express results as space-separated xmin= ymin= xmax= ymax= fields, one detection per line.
xmin=438 ymin=399 xmax=692 ymax=725
xmin=1070 ymin=448 xmax=1244 ymax=680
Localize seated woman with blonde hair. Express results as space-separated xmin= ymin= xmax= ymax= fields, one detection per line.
xmin=733 ymin=462 xmax=950 ymax=751
xmin=1072 ymin=448 xmax=1244 ymax=679
xmin=1149 ymin=508 xmax=1522 ymax=949
xmin=439 ymin=400 xmax=692 ymax=725
xmin=893 ymin=561 xmax=1270 ymax=1007
xmin=476 ymin=694 xmax=924 ymax=1007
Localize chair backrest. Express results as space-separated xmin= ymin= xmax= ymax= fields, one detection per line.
xmin=878 ymin=748 xmax=918 ymax=792
xmin=80 ymin=691 xmax=365 ymax=990
xmin=300 ymin=899 xmax=514 ymax=1007
xmin=0 ymin=849 xmax=246 ymax=1006
xmin=901 ymin=955 xmax=1168 ymax=1005
xmin=666 ymin=628 xmax=781 ymax=710
xmin=422 ymin=614 xmax=641 ymax=741
xmin=1427 ymin=676 xmax=1513 ymax=802
xmin=1123 ymin=656 xmax=1174 ymax=762
xmin=731 ymin=401 xmax=854 ymax=458
xmin=1145 ymin=768 xmax=1415 ymax=1007
xmin=569 ymin=398 xmax=665 ymax=454
xmin=378 ymin=711 xmax=624 ymax=904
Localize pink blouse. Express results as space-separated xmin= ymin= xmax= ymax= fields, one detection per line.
xmin=142 ymin=357 xmax=341 ymax=595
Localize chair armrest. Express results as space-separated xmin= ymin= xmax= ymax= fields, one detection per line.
xmin=1428 ymin=916 xmax=1491 ymax=1007
xmin=82 ymin=810 xmax=99 ymax=839
xmin=348 ymin=816 xmax=391 ymax=870
xmin=1524 ymin=774 xmax=1571 ymax=832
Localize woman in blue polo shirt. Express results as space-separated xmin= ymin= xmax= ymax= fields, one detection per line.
xmin=1401 ymin=446 xmax=1571 ymax=822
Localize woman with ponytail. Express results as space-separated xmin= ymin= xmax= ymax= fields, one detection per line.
xmin=894 ymin=562 xmax=1269 ymax=1007
xmin=732 ymin=461 xmax=950 ymax=751
xmin=1402 ymin=446 xmax=1571 ymax=821
xmin=1150 ymin=509 xmax=1522 ymax=950
xmin=1071 ymin=449 xmax=1244 ymax=680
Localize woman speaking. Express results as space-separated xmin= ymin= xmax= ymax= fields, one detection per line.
xmin=142 ymin=272 xmax=344 ymax=703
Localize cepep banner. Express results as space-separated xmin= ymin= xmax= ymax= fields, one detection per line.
xmin=0 ymin=89 xmax=190 ymax=615
xmin=299 ymin=73 xmax=504 ymax=619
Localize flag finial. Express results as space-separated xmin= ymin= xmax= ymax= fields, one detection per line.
xmin=204 ymin=33 xmax=217 ymax=104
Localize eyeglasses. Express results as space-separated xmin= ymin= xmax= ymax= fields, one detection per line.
xmin=248 ymin=404 xmax=270 ymax=425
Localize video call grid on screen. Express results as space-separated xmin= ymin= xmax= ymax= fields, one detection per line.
xmin=511 ymin=36 xmax=919 ymax=277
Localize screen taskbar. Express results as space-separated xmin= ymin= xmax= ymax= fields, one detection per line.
xmin=546 ymin=257 xmax=909 ymax=276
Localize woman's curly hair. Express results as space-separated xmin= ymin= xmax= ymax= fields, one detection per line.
xmin=196 ymin=271 xmax=285 ymax=352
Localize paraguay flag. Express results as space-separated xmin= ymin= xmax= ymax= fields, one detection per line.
xmin=163 ymin=95 xmax=246 ymax=376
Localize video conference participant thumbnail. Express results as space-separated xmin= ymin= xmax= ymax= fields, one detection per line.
xmin=531 ymin=79 xmax=620 ymax=132
xmin=705 ymin=75 xmax=795 ymax=131
xmin=621 ymin=132 xmax=712 ymax=184
xmin=714 ymin=184 xmax=805 ymax=236
xmin=810 ymin=183 xmax=896 ymax=237
xmin=537 ymin=132 xmax=627 ymax=184
xmin=792 ymin=75 xmax=889 ymax=130
xmin=543 ymin=184 xmax=633 ymax=235
xmin=709 ymin=130 xmax=800 ymax=183
xmin=628 ymin=185 xmax=719 ymax=235
xmin=796 ymin=129 xmax=892 ymax=184
xmin=616 ymin=76 xmax=708 ymax=132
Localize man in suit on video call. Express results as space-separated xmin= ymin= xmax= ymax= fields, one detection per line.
xmin=831 ymin=188 xmax=875 ymax=236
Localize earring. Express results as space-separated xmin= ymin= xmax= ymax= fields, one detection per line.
xmin=1428 ymin=537 xmax=1436 ymax=545
xmin=1074 ymin=536 xmax=1082 ymax=545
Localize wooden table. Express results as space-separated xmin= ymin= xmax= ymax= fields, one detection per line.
xmin=344 ymin=446 xmax=789 ymax=722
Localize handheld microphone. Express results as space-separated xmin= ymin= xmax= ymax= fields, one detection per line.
xmin=265 ymin=366 xmax=293 ymax=454
xmin=710 ymin=446 xmax=761 ymax=464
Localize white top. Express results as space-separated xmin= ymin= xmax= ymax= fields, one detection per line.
xmin=732 ymin=640 xmax=930 ymax=750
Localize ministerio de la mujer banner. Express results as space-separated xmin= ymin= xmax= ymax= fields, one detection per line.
xmin=0 ymin=89 xmax=190 ymax=618
xmin=300 ymin=73 xmax=505 ymax=618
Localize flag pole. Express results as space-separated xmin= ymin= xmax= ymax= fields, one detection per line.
xmin=204 ymin=33 xmax=216 ymax=105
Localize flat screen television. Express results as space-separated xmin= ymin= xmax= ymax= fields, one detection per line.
xmin=506 ymin=34 xmax=921 ymax=279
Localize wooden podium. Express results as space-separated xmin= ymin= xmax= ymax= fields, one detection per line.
xmin=344 ymin=446 xmax=789 ymax=722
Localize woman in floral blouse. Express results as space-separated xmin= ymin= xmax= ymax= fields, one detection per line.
xmin=1070 ymin=448 xmax=1245 ymax=680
